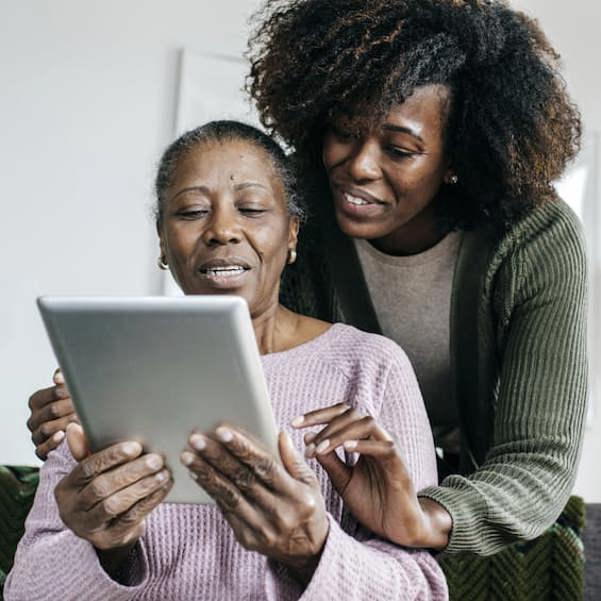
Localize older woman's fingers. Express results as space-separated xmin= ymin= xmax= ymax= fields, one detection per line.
xmin=184 ymin=452 xmax=266 ymax=527
xmin=182 ymin=443 xmax=275 ymax=509
xmin=69 ymin=441 xmax=143 ymax=489
xmin=209 ymin=426 xmax=294 ymax=496
xmin=88 ymin=468 xmax=170 ymax=523
xmin=34 ymin=430 xmax=66 ymax=460
xmin=95 ymin=481 xmax=172 ymax=549
xmin=78 ymin=454 xmax=165 ymax=511
xmin=291 ymin=402 xmax=350 ymax=429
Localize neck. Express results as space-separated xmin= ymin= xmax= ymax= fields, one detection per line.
xmin=252 ymin=303 xmax=297 ymax=355
xmin=369 ymin=203 xmax=448 ymax=256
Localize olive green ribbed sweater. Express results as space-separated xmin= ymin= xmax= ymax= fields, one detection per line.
xmin=280 ymin=195 xmax=588 ymax=556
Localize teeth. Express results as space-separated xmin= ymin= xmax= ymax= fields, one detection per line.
xmin=204 ymin=266 xmax=246 ymax=277
xmin=344 ymin=193 xmax=371 ymax=206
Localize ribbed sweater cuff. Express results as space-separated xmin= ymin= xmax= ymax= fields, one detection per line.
xmin=54 ymin=533 xmax=150 ymax=600
xmin=419 ymin=484 xmax=489 ymax=554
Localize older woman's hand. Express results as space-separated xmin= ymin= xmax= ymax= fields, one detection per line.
xmin=181 ymin=426 xmax=329 ymax=584
xmin=292 ymin=403 xmax=452 ymax=550
xmin=27 ymin=368 xmax=79 ymax=459
xmin=55 ymin=424 xmax=172 ymax=578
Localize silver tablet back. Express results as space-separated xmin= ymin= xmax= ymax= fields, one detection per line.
xmin=37 ymin=296 xmax=278 ymax=503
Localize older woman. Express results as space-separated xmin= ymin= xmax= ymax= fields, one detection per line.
xmin=244 ymin=0 xmax=588 ymax=555
xmin=7 ymin=121 xmax=447 ymax=600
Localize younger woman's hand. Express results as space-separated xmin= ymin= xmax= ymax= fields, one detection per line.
xmin=292 ymin=403 xmax=452 ymax=550
xmin=27 ymin=368 xmax=79 ymax=459
xmin=181 ymin=425 xmax=329 ymax=584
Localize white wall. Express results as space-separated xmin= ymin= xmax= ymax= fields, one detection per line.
xmin=1 ymin=0 xmax=600 ymax=501
xmin=0 ymin=0 xmax=260 ymax=463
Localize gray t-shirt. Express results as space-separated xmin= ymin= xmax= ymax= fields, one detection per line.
xmin=354 ymin=232 xmax=462 ymax=453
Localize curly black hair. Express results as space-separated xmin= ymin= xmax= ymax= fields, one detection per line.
xmin=247 ymin=0 xmax=581 ymax=228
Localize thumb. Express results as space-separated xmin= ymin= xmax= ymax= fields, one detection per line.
xmin=66 ymin=422 xmax=90 ymax=462
xmin=278 ymin=431 xmax=317 ymax=486
xmin=315 ymin=451 xmax=352 ymax=496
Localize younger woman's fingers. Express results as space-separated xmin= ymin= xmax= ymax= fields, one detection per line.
xmin=34 ymin=430 xmax=66 ymax=460
xmin=53 ymin=368 xmax=65 ymax=385
xmin=291 ymin=402 xmax=350 ymax=428
xmin=314 ymin=451 xmax=352 ymax=495
xmin=307 ymin=416 xmax=379 ymax=457
xmin=30 ymin=399 xmax=75 ymax=430
xmin=340 ymin=439 xmax=398 ymax=457
xmin=303 ymin=408 xmax=363 ymax=451
xmin=31 ymin=415 xmax=75 ymax=446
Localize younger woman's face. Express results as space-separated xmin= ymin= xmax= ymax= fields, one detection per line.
xmin=322 ymin=84 xmax=453 ymax=251
xmin=159 ymin=139 xmax=298 ymax=318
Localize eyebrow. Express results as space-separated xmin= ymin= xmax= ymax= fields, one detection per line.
xmin=381 ymin=123 xmax=424 ymax=144
xmin=170 ymin=182 xmax=268 ymax=202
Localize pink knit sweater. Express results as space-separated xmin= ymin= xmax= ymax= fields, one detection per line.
xmin=5 ymin=323 xmax=448 ymax=600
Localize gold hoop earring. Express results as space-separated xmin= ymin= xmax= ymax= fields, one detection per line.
xmin=157 ymin=255 xmax=168 ymax=270
xmin=287 ymin=248 xmax=297 ymax=265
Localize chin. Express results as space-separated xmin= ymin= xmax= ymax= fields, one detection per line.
xmin=334 ymin=212 xmax=392 ymax=240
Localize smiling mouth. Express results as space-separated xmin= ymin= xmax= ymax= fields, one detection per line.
xmin=199 ymin=265 xmax=249 ymax=278
xmin=341 ymin=188 xmax=386 ymax=205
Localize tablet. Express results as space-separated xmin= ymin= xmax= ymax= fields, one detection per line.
xmin=37 ymin=296 xmax=278 ymax=504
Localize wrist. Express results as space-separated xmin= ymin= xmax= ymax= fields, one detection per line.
xmin=418 ymin=497 xmax=452 ymax=550
xmin=96 ymin=543 xmax=136 ymax=583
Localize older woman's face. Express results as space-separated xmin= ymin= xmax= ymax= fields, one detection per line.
xmin=322 ymin=84 xmax=452 ymax=243
xmin=159 ymin=140 xmax=298 ymax=317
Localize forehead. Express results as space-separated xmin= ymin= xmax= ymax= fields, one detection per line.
xmin=337 ymin=84 xmax=451 ymax=138
xmin=172 ymin=139 xmax=279 ymax=187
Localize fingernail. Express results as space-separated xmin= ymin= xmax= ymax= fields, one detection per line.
xmin=216 ymin=427 xmax=233 ymax=443
xmin=181 ymin=451 xmax=195 ymax=466
xmin=189 ymin=471 xmax=198 ymax=480
xmin=304 ymin=432 xmax=316 ymax=444
xmin=304 ymin=443 xmax=316 ymax=458
xmin=54 ymin=371 xmax=65 ymax=384
xmin=190 ymin=434 xmax=206 ymax=451
xmin=291 ymin=416 xmax=304 ymax=427
xmin=156 ymin=470 xmax=167 ymax=482
xmin=146 ymin=454 xmax=163 ymax=470
xmin=316 ymin=439 xmax=330 ymax=454
xmin=123 ymin=441 xmax=142 ymax=456
xmin=343 ymin=440 xmax=358 ymax=450
xmin=53 ymin=430 xmax=65 ymax=443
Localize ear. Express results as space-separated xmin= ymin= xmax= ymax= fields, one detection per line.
xmin=288 ymin=216 xmax=300 ymax=250
xmin=156 ymin=223 xmax=167 ymax=261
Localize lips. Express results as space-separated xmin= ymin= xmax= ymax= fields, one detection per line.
xmin=333 ymin=185 xmax=388 ymax=220
xmin=197 ymin=257 xmax=252 ymax=287
xmin=340 ymin=187 xmax=385 ymax=205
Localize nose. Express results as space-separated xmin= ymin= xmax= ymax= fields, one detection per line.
xmin=201 ymin=205 xmax=242 ymax=246
xmin=346 ymin=139 xmax=382 ymax=183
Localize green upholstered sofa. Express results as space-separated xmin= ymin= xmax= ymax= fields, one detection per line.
xmin=0 ymin=465 xmax=590 ymax=600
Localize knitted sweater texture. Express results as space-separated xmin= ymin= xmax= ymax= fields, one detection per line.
xmin=5 ymin=324 xmax=448 ymax=601
xmin=280 ymin=193 xmax=588 ymax=556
